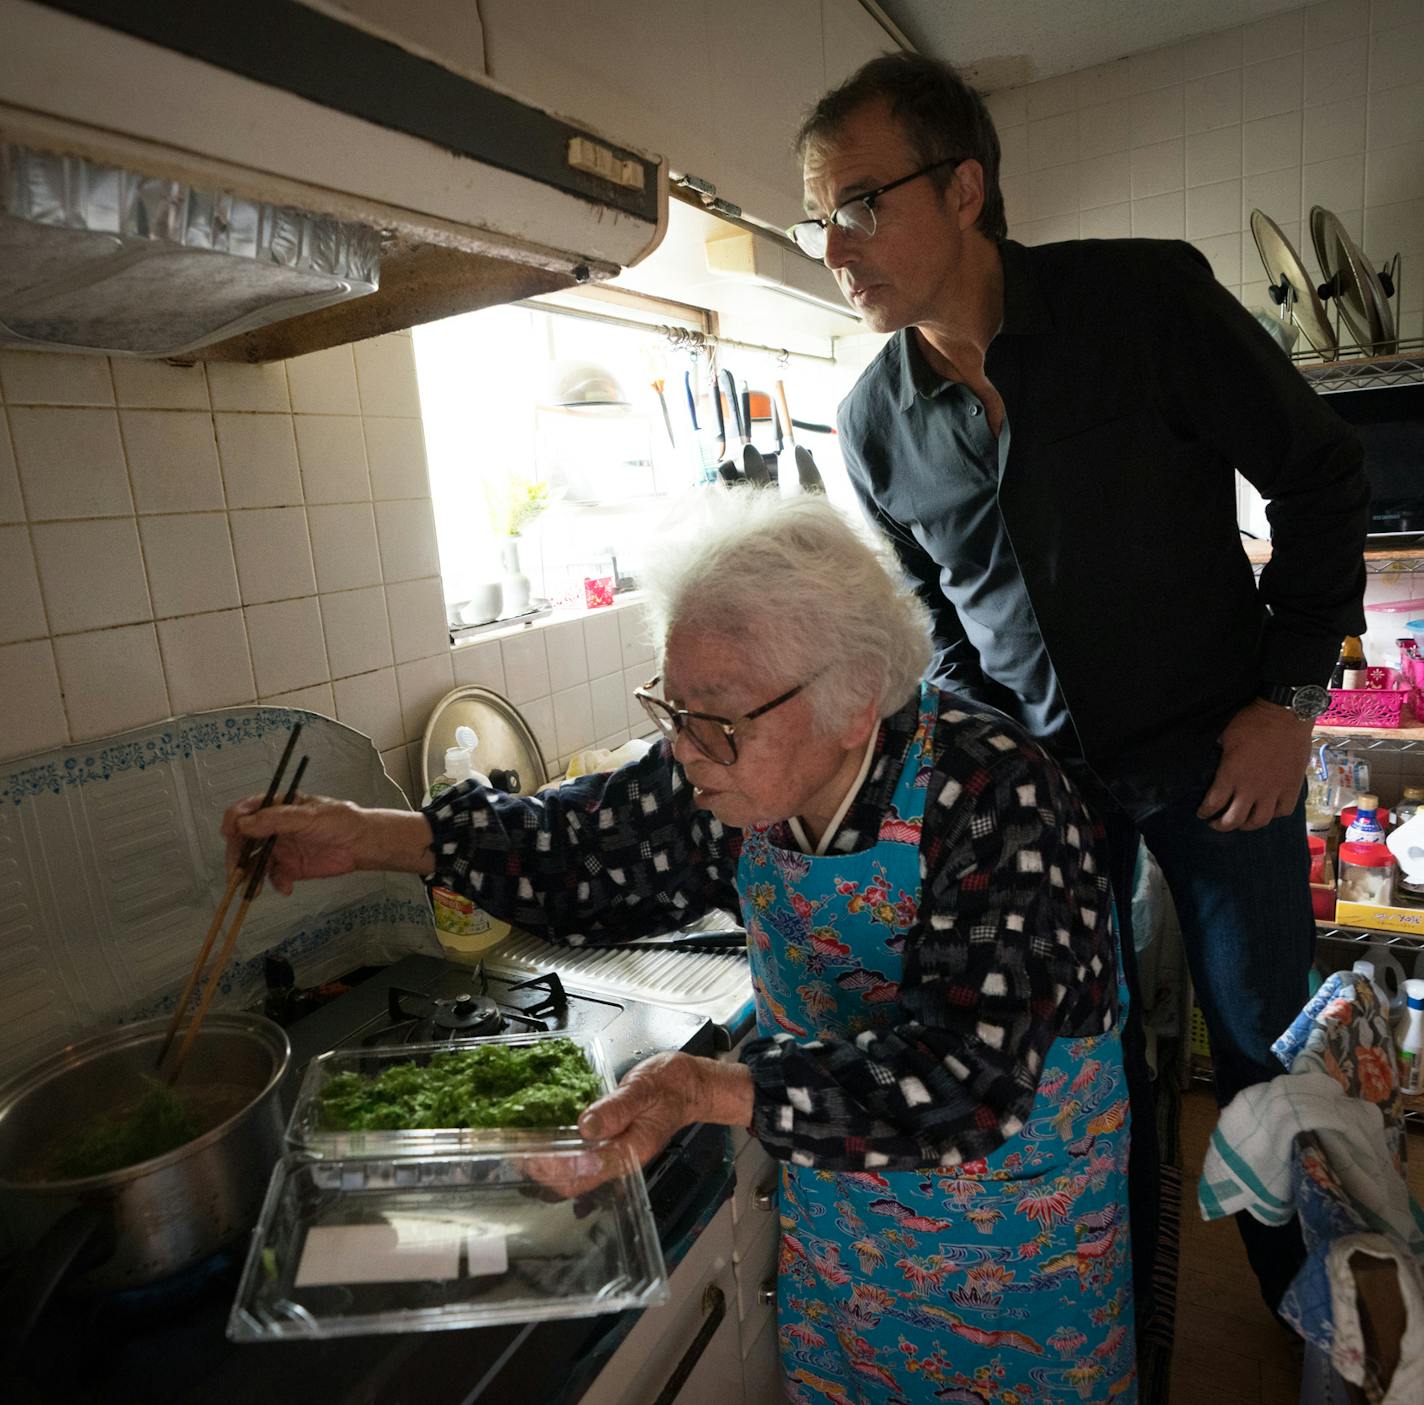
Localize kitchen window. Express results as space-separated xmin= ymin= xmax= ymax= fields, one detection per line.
xmin=411 ymin=290 xmax=859 ymax=623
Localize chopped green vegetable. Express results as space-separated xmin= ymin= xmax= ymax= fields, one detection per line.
xmin=51 ymin=1080 xmax=202 ymax=1179
xmin=316 ymin=1039 xmax=603 ymax=1132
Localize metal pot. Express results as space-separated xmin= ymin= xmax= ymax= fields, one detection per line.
xmin=0 ymin=1012 xmax=288 ymax=1332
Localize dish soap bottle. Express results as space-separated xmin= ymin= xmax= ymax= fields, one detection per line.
xmin=1399 ymin=978 xmax=1424 ymax=1096
xmin=422 ymin=726 xmax=512 ymax=962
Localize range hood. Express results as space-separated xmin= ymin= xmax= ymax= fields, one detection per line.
xmin=0 ymin=0 xmax=668 ymax=361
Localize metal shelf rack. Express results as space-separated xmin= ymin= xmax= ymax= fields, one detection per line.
xmin=1293 ymin=336 xmax=1424 ymax=393
xmin=1313 ymin=921 xmax=1424 ymax=954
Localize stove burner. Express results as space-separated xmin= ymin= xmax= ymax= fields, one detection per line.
xmin=433 ymin=992 xmax=503 ymax=1034
xmin=361 ymin=980 xmax=555 ymax=1047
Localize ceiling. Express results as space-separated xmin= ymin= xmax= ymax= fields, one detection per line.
xmin=877 ymin=0 xmax=1309 ymax=90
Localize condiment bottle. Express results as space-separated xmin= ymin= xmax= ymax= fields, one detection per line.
xmin=1331 ymin=635 xmax=1367 ymax=689
xmin=1345 ymin=794 xmax=1387 ymax=845
xmin=422 ymin=729 xmax=511 ymax=959
xmin=1392 ymin=786 xmax=1424 ymax=831
xmin=1399 ymin=979 xmax=1424 ymax=1096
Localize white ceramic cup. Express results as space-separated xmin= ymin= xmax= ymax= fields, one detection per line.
xmin=459 ymin=582 xmax=503 ymax=624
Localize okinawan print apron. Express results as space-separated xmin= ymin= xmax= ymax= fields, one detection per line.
xmin=738 ymin=682 xmax=1136 ymax=1404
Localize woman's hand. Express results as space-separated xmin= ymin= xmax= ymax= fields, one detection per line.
xmin=220 ymin=795 xmax=434 ymax=895
xmin=579 ymin=1051 xmax=704 ymax=1166
xmin=531 ymin=1053 xmax=754 ymax=1200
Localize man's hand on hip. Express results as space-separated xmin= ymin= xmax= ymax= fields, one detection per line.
xmin=1197 ymin=699 xmax=1314 ymax=833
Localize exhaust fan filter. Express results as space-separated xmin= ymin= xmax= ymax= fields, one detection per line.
xmin=0 ymin=144 xmax=380 ymax=358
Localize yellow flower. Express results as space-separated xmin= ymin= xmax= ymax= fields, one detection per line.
xmin=486 ymin=475 xmax=557 ymax=537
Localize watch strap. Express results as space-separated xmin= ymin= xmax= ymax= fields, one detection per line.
xmin=1259 ymin=682 xmax=1330 ymax=719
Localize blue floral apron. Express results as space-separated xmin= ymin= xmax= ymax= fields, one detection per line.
xmin=738 ymin=683 xmax=1136 ymax=1404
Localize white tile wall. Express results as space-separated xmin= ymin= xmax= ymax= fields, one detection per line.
xmin=54 ymin=624 xmax=169 ymax=740
xmin=993 ymin=0 xmax=1424 ymax=337
xmin=0 ymin=353 xmax=674 ymax=796
xmin=10 ymin=406 xmax=132 ymax=518
xmin=0 ymin=333 xmax=484 ymax=800
xmin=122 ymin=410 xmax=224 ymax=512
xmin=295 ymin=415 xmax=371 ymax=503
xmin=157 ymin=610 xmax=255 ymax=714
xmin=500 ymin=630 xmax=550 ymax=703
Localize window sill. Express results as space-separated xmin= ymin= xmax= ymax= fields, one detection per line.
xmin=448 ymin=590 xmax=647 ymax=652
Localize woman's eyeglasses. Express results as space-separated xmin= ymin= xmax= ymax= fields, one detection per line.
xmin=787 ymin=156 xmax=963 ymax=259
xmin=635 ymin=675 xmax=816 ymax=766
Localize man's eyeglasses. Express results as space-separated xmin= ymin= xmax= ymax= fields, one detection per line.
xmin=788 ymin=156 xmax=963 ymax=259
xmin=635 ymin=675 xmax=816 ymax=766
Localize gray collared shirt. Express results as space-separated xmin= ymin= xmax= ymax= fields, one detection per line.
xmin=899 ymin=333 xmax=1079 ymax=757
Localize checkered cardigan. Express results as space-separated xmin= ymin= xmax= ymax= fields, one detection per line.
xmin=426 ymin=691 xmax=1117 ymax=1171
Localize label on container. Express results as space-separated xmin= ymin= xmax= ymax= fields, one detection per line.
xmin=294 ymin=1218 xmax=509 ymax=1285
xmin=432 ymin=885 xmax=496 ymax=937
xmin=1334 ymin=900 xmax=1424 ymax=935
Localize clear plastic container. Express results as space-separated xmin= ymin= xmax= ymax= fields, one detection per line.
xmin=286 ymin=1032 xmax=615 ymax=1160
xmin=1337 ymin=841 xmax=1398 ymax=905
xmin=226 ymin=1145 xmax=668 ymax=1339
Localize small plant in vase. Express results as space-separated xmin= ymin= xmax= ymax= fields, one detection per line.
xmin=486 ymin=476 xmax=557 ymax=615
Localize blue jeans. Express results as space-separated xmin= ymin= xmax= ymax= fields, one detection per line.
xmin=1137 ymin=782 xmax=1315 ymax=1106
xmin=1106 ymin=780 xmax=1315 ymax=1315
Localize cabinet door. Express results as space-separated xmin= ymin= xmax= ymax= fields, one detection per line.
xmin=741 ymin=1309 xmax=785 ymax=1405
xmin=702 ymin=0 xmax=823 ymax=231
xmin=730 ymin=1134 xmax=777 ymax=1259
xmin=664 ymin=1256 xmax=744 ymax=1405
xmin=577 ymin=1200 xmax=740 ymax=1405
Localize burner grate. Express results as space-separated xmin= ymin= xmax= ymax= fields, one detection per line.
xmin=360 ymin=979 xmax=552 ymax=1047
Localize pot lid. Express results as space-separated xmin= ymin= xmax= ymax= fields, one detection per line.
xmin=1249 ymin=209 xmax=1336 ymax=360
xmin=1308 ymin=205 xmax=1397 ymax=357
xmin=421 ymin=686 xmax=547 ymax=798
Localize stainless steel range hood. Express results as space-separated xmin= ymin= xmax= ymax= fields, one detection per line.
xmin=0 ymin=0 xmax=668 ymax=362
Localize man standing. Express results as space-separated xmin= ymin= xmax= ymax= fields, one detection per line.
xmin=793 ymin=52 xmax=1368 ymax=1327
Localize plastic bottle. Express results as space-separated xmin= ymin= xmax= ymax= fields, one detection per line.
xmin=1345 ymin=793 xmax=1387 ymax=845
xmin=1399 ymin=978 xmax=1424 ymax=1095
xmin=1351 ymin=960 xmax=1389 ymax=1014
xmin=422 ymin=727 xmax=511 ymax=961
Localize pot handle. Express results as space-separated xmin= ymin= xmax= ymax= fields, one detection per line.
xmin=0 ymin=1203 xmax=111 ymax=1363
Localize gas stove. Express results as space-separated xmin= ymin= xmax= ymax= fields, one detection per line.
xmin=279 ymin=952 xmax=716 ymax=1080
xmin=9 ymin=950 xmax=729 ymax=1405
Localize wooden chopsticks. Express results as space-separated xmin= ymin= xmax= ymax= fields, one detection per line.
xmin=155 ymin=724 xmax=306 ymax=1081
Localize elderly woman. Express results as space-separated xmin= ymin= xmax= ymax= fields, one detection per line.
xmin=225 ymin=492 xmax=1135 ymax=1403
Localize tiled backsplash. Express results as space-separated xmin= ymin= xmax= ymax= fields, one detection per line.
xmin=988 ymin=0 xmax=1424 ymax=341
xmin=0 ymin=334 xmax=644 ymax=803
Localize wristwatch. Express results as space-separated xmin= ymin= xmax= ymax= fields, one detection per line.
xmin=1259 ymin=683 xmax=1331 ymax=721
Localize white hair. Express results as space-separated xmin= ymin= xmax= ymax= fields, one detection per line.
xmin=639 ymin=489 xmax=933 ymax=733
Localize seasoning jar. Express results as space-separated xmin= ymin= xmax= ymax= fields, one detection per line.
xmin=1392 ymin=786 xmax=1424 ymax=831
xmin=1337 ymin=841 xmax=1397 ymax=906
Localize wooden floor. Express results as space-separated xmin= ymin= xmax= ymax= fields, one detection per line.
xmin=1168 ymin=1088 xmax=1424 ymax=1405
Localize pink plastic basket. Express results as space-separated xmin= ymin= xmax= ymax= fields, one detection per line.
xmin=1319 ymin=666 xmax=1412 ymax=728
